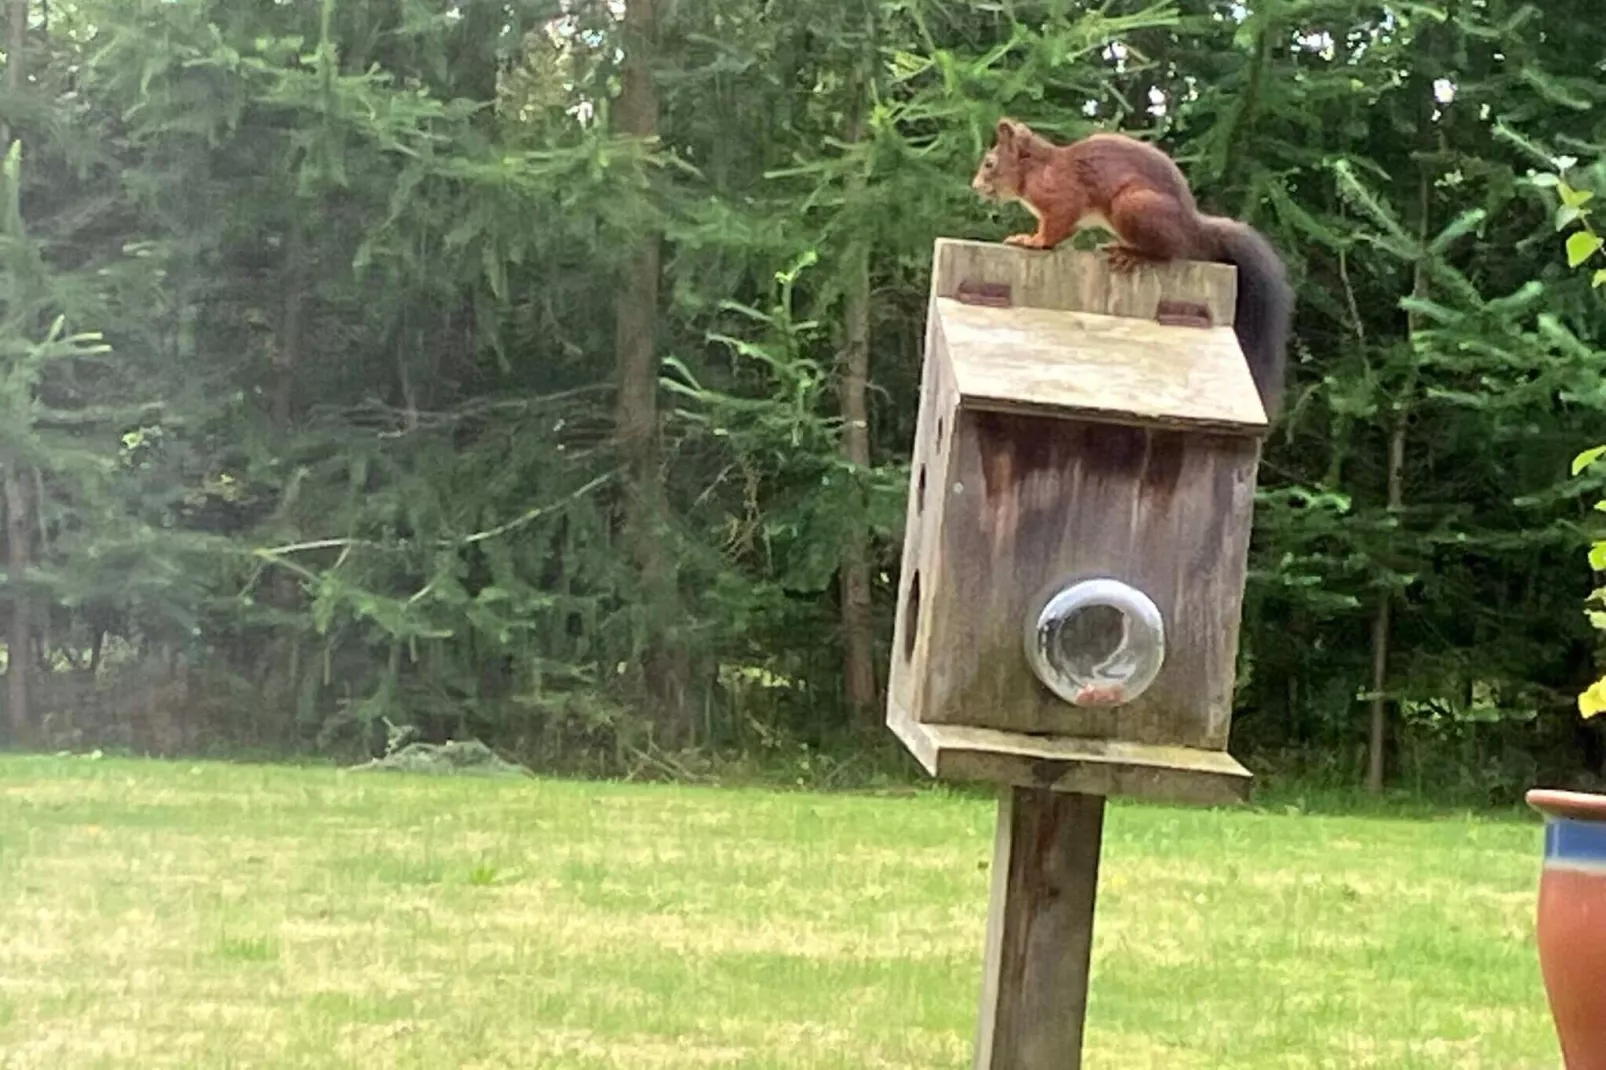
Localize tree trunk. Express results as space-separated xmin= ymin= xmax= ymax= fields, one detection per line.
xmin=3 ymin=2 xmax=21 ymax=121
xmin=5 ymin=467 xmax=30 ymax=744
xmin=271 ymin=216 xmax=306 ymax=429
xmin=1367 ymin=412 xmax=1406 ymax=793
xmin=838 ymin=106 xmax=878 ymax=728
xmin=612 ymin=0 xmax=689 ymax=745
xmin=1365 ymin=168 xmax=1430 ymax=793
xmin=3 ymin=0 xmax=29 ymax=746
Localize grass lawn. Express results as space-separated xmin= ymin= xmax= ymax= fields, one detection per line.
xmin=0 ymin=754 xmax=1562 ymax=1068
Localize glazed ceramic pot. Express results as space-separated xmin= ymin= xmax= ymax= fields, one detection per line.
xmin=1527 ymin=788 xmax=1606 ymax=1070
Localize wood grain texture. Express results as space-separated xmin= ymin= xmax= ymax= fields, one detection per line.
xmin=886 ymin=236 xmax=1263 ymax=790
xmin=888 ymin=696 xmax=1252 ymax=806
xmin=885 ymin=299 xmax=961 ymax=736
xmin=932 ymin=237 xmax=1239 ymax=325
xmin=973 ymin=786 xmax=1106 ymax=1070
xmin=922 ymin=410 xmax=1261 ymax=748
xmin=936 ymin=298 xmax=1267 ymax=431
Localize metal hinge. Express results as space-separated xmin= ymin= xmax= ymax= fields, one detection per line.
xmin=956 ymin=280 xmax=1013 ymax=308
xmin=1155 ymin=299 xmax=1213 ymax=328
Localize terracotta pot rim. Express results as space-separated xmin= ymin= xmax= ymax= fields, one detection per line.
xmin=1527 ymin=787 xmax=1606 ymax=822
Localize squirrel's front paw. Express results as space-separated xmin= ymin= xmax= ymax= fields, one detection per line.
xmin=1003 ymin=232 xmax=1046 ymax=249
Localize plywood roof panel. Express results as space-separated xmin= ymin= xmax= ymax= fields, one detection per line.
xmin=934 ymin=297 xmax=1268 ymax=432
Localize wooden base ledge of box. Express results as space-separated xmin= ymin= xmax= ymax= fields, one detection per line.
xmin=890 ymin=703 xmax=1252 ymax=807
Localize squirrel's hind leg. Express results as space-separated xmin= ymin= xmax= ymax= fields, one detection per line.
xmin=1102 ymin=187 xmax=1194 ymax=271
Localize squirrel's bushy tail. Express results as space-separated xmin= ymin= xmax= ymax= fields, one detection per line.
xmin=1200 ymin=215 xmax=1293 ymax=422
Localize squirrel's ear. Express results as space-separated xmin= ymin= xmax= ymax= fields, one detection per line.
xmin=996 ymin=118 xmax=1033 ymax=151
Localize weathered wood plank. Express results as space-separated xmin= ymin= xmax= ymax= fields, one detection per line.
xmin=936 ymin=298 xmax=1266 ymax=432
xmin=932 ymin=238 xmax=1238 ymax=326
xmin=888 ymin=697 xmax=1252 ymax=807
xmin=886 ymin=307 xmax=962 ymax=730
xmin=974 ymin=786 xmax=1106 ymax=1070
xmin=921 ymin=409 xmax=1261 ymax=749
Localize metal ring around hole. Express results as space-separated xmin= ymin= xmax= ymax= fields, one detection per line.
xmin=1024 ymin=577 xmax=1166 ymax=708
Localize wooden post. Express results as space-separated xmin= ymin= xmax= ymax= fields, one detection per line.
xmin=974 ymin=786 xmax=1106 ymax=1070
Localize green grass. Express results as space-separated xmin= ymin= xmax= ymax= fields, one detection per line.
xmin=0 ymin=754 xmax=1562 ymax=1068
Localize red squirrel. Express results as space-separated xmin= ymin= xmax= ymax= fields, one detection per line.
xmin=971 ymin=118 xmax=1293 ymax=421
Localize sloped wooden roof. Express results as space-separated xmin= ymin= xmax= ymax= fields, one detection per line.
xmin=932 ymin=296 xmax=1268 ymax=432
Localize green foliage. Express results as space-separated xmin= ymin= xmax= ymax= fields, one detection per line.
xmin=1545 ymin=159 xmax=1606 ymax=718
xmin=1145 ymin=1 xmax=1606 ymax=785
xmin=4 ymin=0 xmax=1606 ymax=790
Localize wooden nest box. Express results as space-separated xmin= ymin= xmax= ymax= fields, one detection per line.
xmin=886 ymin=238 xmax=1267 ymax=807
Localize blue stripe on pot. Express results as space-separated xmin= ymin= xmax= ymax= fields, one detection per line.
xmin=1545 ymin=816 xmax=1606 ymax=872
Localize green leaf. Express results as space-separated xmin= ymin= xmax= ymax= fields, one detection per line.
xmin=1572 ymin=445 xmax=1606 ymax=475
xmin=1567 ymin=230 xmax=1603 ymax=267
xmin=1560 ymin=182 xmax=1596 ymax=209
xmin=1521 ymin=67 xmax=1594 ymax=111
xmin=482 ymin=241 xmax=506 ymax=301
xmin=1590 ymin=542 xmax=1606 ymax=571
xmin=1427 ymin=208 xmax=1485 ymax=254
xmin=1580 ymin=677 xmax=1606 ymax=719
xmin=1594 ymin=268 xmax=1606 ymax=289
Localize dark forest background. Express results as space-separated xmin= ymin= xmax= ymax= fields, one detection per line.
xmin=4 ymin=0 xmax=1606 ymax=804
